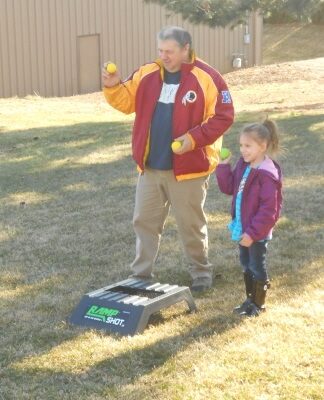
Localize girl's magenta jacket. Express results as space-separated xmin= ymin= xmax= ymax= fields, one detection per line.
xmin=216 ymin=157 xmax=283 ymax=241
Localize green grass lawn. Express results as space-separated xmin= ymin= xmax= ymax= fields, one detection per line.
xmin=263 ymin=23 xmax=324 ymax=64
xmin=0 ymin=64 xmax=323 ymax=399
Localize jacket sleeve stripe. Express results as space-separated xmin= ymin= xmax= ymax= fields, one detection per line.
xmin=103 ymin=63 xmax=160 ymax=115
xmin=189 ymin=66 xmax=234 ymax=147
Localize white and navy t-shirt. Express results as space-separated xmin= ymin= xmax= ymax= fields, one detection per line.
xmin=146 ymin=69 xmax=181 ymax=170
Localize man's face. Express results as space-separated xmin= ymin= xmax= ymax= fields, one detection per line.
xmin=158 ymin=39 xmax=190 ymax=72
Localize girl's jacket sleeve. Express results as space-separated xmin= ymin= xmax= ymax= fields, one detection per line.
xmin=215 ymin=163 xmax=235 ymax=195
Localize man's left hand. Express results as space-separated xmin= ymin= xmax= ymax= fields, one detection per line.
xmin=172 ymin=133 xmax=194 ymax=155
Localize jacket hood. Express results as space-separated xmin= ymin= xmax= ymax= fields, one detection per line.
xmin=258 ymin=156 xmax=281 ymax=181
xmin=237 ymin=156 xmax=282 ymax=183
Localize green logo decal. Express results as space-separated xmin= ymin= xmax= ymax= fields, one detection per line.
xmin=84 ymin=305 xmax=127 ymax=327
xmin=85 ymin=305 xmax=119 ymax=321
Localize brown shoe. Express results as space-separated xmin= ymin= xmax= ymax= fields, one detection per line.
xmin=191 ymin=277 xmax=212 ymax=292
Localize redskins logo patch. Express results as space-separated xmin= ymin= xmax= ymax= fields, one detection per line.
xmin=182 ymin=90 xmax=197 ymax=105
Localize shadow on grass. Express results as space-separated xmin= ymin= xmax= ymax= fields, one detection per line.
xmin=3 ymin=311 xmax=242 ymax=399
xmin=1 ymin=250 xmax=322 ymax=400
xmin=0 ymin=121 xmax=133 ymax=197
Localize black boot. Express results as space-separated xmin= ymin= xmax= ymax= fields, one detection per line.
xmin=233 ymin=272 xmax=253 ymax=314
xmin=246 ymin=280 xmax=270 ymax=317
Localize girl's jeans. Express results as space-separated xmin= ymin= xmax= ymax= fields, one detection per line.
xmin=239 ymin=241 xmax=269 ymax=281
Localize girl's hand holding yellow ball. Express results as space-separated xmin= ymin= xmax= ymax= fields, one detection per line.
xmin=219 ymin=147 xmax=231 ymax=162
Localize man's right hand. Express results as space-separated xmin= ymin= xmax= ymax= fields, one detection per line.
xmin=102 ymin=65 xmax=120 ymax=88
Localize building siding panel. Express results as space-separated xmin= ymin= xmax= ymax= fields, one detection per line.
xmin=0 ymin=0 xmax=262 ymax=98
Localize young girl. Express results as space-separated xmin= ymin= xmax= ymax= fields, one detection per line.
xmin=216 ymin=119 xmax=283 ymax=317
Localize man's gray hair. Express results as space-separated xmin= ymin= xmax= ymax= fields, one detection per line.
xmin=157 ymin=26 xmax=192 ymax=49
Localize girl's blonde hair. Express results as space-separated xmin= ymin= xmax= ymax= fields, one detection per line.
xmin=241 ymin=119 xmax=280 ymax=156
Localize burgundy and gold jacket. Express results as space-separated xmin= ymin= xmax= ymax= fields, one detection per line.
xmin=103 ymin=54 xmax=234 ymax=181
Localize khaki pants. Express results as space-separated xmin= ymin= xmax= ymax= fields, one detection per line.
xmin=131 ymin=168 xmax=212 ymax=280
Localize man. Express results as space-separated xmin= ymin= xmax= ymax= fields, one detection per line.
xmin=102 ymin=26 xmax=234 ymax=291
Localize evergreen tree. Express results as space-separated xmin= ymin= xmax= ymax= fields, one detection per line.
xmin=145 ymin=0 xmax=323 ymax=26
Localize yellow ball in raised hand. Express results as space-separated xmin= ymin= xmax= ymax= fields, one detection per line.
xmin=171 ymin=141 xmax=182 ymax=152
xmin=220 ymin=147 xmax=231 ymax=160
xmin=106 ymin=62 xmax=117 ymax=74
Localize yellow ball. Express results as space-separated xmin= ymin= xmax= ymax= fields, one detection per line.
xmin=106 ymin=63 xmax=117 ymax=74
xmin=220 ymin=147 xmax=231 ymax=160
xmin=171 ymin=141 xmax=182 ymax=152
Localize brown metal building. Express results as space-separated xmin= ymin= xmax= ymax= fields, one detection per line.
xmin=0 ymin=0 xmax=263 ymax=98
